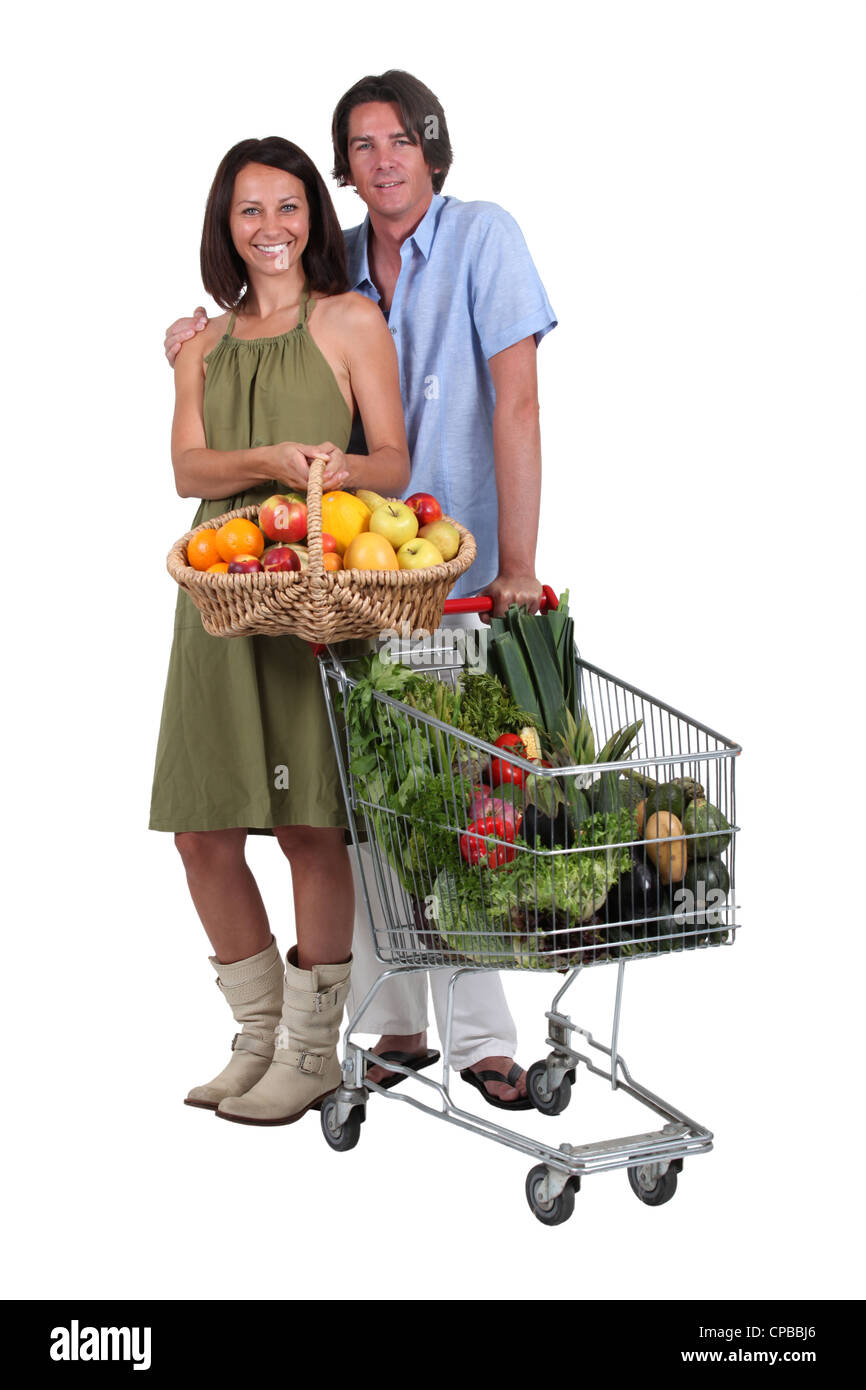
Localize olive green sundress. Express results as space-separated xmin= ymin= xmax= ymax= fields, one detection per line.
xmin=148 ymin=285 xmax=361 ymax=835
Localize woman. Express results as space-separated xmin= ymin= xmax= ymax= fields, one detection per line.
xmin=149 ymin=137 xmax=410 ymax=1126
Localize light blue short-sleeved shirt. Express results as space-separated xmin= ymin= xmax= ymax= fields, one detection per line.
xmin=344 ymin=194 xmax=557 ymax=598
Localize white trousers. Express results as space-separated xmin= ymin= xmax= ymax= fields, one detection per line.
xmin=342 ymin=610 xmax=518 ymax=1071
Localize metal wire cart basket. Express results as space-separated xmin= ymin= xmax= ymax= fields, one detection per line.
xmin=316 ymin=590 xmax=741 ymax=1225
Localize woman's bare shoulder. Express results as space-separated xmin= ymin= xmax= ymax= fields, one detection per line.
xmin=179 ymin=312 xmax=231 ymax=377
xmin=313 ymin=290 xmax=383 ymax=327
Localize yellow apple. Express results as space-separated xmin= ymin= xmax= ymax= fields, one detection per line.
xmin=397 ymin=538 xmax=445 ymax=570
xmin=370 ymin=501 xmax=419 ymax=549
xmin=419 ymin=520 xmax=460 ymax=561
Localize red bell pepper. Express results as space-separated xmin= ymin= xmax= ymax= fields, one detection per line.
xmin=459 ymin=814 xmax=517 ymax=870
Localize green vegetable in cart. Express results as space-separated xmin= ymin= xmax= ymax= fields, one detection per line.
xmin=455 ymin=668 xmax=534 ymax=744
xmin=682 ymin=800 xmax=732 ymax=857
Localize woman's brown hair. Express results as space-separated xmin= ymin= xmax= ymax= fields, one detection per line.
xmin=201 ymin=137 xmax=349 ymax=310
xmin=331 ymin=70 xmax=453 ymax=195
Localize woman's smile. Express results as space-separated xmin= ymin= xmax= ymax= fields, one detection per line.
xmin=230 ymin=163 xmax=310 ymax=276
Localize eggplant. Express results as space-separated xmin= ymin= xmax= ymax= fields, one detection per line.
xmin=602 ymin=856 xmax=657 ymax=929
xmin=520 ymin=802 xmax=572 ymax=850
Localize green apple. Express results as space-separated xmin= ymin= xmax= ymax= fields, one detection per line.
xmin=397 ymin=538 xmax=445 ymax=570
xmin=370 ymin=501 xmax=419 ymax=549
xmin=419 ymin=519 xmax=460 ymax=561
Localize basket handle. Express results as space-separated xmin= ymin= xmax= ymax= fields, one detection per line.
xmin=304 ymin=453 xmax=329 ymax=579
xmin=443 ymin=584 xmax=558 ymax=615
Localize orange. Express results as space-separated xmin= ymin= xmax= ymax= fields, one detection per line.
xmin=207 ymin=561 xmax=230 ymax=573
xmin=187 ymin=529 xmax=221 ymax=571
xmin=215 ymin=517 xmax=266 ymax=562
xmin=343 ymin=532 xmax=399 ymax=571
xmin=322 ymin=551 xmax=342 ymax=571
xmin=320 ymin=491 xmax=371 ymax=555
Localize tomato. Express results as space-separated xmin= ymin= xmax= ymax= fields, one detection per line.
xmin=459 ymin=815 xmax=516 ymax=869
xmin=488 ymin=756 xmax=525 ymax=788
xmin=494 ymin=733 xmax=526 ymax=753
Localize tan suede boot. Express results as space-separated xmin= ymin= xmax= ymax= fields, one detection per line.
xmin=216 ymin=947 xmax=351 ymax=1126
xmin=185 ymin=936 xmax=285 ymax=1110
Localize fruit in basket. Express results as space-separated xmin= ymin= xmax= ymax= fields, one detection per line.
xmin=323 ymin=552 xmax=343 ymax=571
xmin=216 ymin=517 xmax=266 ymax=562
xmin=320 ymin=491 xmax=371 ymax=555
xmin=343 ymin=532 xmax=399 ymax=571
xmin=682 ymin=800 xmax=732 ymax=857
xmin=405 ymin=492 xmax=442 ymax=526
xmin=419 ymin=519 xmax=460 ymax=561
xmin=261 ymin=544 xmax=301 ymax=573
xmin=187 ymin=530 xmax=222 ymax=571
xmin=320 ymin=532 xmax=338 ymax=553
xmin=369 ymin=501 xmax=418 ymax=548
xmin=286 ymin=544 xmax=309 ymax=570
xmin=644 ymin=811 xmax=687 ymax=885
xmin=228 ymin=554 xmax=264 ymax=573
xmin=259 ymin=494 xmax=307 ymax=543
xmin=207 ymin=562 xmax=230 ymax=573
xmin=356 ymin=488 xmax=388 ymax=512
xmin=396 ymin=538 xmax=444 ymax=570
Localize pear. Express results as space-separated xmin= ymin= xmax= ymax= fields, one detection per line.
xmin=356 ymin=488 xmax=388 ymax=512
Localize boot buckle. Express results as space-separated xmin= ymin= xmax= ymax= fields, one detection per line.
xmin=230 ymin=1032 xmax=240 ymax=1051
xmin=296 ymin=1050 xmax=322 ymax=1075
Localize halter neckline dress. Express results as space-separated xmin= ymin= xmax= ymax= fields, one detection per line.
xmin=149 ymin=283 xmax=359 ymax=836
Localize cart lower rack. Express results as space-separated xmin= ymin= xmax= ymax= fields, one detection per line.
xmin=316 ymin=589 xmax=740 ymax=1224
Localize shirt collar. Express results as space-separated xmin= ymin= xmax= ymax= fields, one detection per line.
xmin=347 ymin=193 xmax=444 ymax=292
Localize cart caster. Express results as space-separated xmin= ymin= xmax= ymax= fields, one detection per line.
xmin=627 ymin=1157 xmax=682 ymax=1206
xmin=525 ymin=1164 xmax=579 ymax=1225
xmin=321 ymin=1096 xmax=364 ymax=1152
xmin=527 ymin=1059 xmax=574 ymax=1116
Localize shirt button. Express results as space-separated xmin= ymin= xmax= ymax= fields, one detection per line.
xmin=390 ymin=327 xmax=397 ymax=335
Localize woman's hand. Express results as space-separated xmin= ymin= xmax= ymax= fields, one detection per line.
xmin=300 ymin=443 xmax=351 ymax=492
xmin=263 ymin=442 xmax=316 ymax=492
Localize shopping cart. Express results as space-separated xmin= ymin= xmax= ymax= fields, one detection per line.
xmin=315 ymin=589 xmax=740 ymax=1225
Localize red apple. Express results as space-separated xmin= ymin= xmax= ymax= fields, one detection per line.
xmin=261 ymin=545 xmax=301 ymax=573
xmin=320 ymin=532 xmax=339 ymax=554
xmin=405 ymin=492 xmax=443 ymax=526
xmin=259 ymin=495 xmax=308 ymax=543
xmin=228 ymin=554 xmax=263 ymax=574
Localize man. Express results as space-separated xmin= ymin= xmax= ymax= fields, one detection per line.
xmin=164 ymin=70 xmax=557 ymax=1106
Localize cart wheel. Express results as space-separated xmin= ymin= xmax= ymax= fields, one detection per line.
xmin=525 ymin=1165 xmax=578 ymax=1225
xmin=321 ymin=1096 xmax=363 ymax=1152
xmin=627 ymin=1160 xmax=679 ymax=1206
xmin=527 ymin=1060 xmax=573 ymax=1116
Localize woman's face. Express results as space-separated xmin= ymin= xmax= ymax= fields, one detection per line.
xmin=229 ymin=163 xmax=310 ymax=277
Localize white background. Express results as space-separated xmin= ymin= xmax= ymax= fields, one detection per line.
xmin=3 ymin=0 xmax=863 ymax=1301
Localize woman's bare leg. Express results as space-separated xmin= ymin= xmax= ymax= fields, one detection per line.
xmin=273 ymin=826 xmax=353 ymax=968
xmin=174 ymin=828 xmax=272 ymax=963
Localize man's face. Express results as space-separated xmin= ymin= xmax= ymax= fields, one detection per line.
xmin=346 ymin=101 xmax=436 ymax=223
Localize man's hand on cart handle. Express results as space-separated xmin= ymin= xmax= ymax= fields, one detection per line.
xmin=445 ymin=584 xmax=558 ymax=616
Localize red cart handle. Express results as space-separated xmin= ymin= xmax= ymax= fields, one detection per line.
xmin=444 ymin=584 xmax=559 ymax=615
xmin=311 ymin=584 xmax=558 ymax=657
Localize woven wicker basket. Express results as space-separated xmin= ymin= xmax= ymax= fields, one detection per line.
xmin=167 ymin=455 xmax=477 ymax=642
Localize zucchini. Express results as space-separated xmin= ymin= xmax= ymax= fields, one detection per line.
xmin=644 ymin=777 xmax=704 ymax=823
xmin=682 ymin=799 xmax=732 ymax=856
xmin=684 ymin=856 xmax=730 ymax=898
